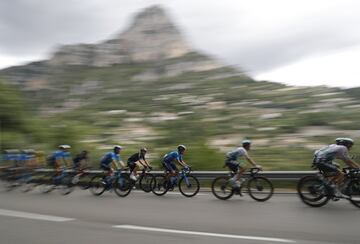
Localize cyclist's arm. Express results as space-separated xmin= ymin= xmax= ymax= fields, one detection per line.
xmin=343 ymin=158 xmax=360 ymax=168
xmin=244 ymin=155 xmax=258 ymax=168
xmin=176 ymin=159 xmax=188 ymax=168
xmin=139 ymin=159 xmax=151 ymax=168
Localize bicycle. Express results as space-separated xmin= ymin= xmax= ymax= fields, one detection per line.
xmin=211 ymin=167 xmax=274 ymax=201
xmin=39 ymin=169 xmax=75 ymax=195
xmin=151 ymin=167 xmax=200 ymax=197
xmin=0 ymin=167 xmax=37 ymax=193
xmin=89 ymin=168 xmax=132 ymax=197
xmin=70 ymin=167 xmax=93 ymax=190
xmin=297 ymin=166 xmax=360 ymax=208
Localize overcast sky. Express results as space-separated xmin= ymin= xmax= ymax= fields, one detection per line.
xmin=1 ymin=0 xmax=360 ymax=88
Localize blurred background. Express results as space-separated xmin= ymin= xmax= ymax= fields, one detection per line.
xmin=1 ymin=1 xmax=360 ymax=170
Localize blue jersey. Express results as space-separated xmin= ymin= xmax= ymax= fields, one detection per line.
xmin=53 ymin=150 xmax=70 ymax=161
xmin=163 ymin=151 xmax=182 ymax=164
xmin=100 ymin=152 xmax=120 ymax=167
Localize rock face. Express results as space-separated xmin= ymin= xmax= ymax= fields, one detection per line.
xmin=48 ymin=6 xmax=192 ymax=67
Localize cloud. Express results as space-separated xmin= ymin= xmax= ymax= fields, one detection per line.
xmin=0 ymin=0 xmax=360 ymax=87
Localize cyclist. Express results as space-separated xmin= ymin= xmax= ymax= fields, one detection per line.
xmin=100 ymin=145 xmax=125 ymax=183
xmin=313 ymin=138 xmax=359 ymax=198
xmin=71 ymin=150 xmax=89 ymax=184
xmin=73 ymin=150 xmax=89 ymax=170
xmin=162 ymin=145 xmax=190 ymax=185
xmin=47 ymin=145 xmax=72 ymax=171
xmin=225 ymin=140 xmax=262 ymax=188
xmin=127 ymin=148 xmax=152 ymax=181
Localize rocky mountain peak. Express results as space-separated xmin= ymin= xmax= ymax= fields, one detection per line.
xmin=48 ymin=5 xmax=191 ymax=67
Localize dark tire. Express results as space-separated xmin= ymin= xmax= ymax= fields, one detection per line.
xmin=58 ymin=175 xmax=75 ymax=195
xmin=179 ymin=175 xmax=200 ymax=197
xmin=89 ymin=175 xmax=106 ymax=196
xmin=151 ymin=175 xmax=170 ymax=196
xmin=247 ymin=176 xmax=274 ymax=202
xmin=114 ymin=173 xmax=132 ymax=197
xmin=211 ymin=176 xmax=234 ymax=200
xmin=297 ymin=175 xmax=330 ymax=207
xmin=346 ymin=180 xmax=360 ymax=208
xmin=139 ymin=173 xmax=155 ymax=193
xmin=77 ymin=174 xmax=92 ymax=190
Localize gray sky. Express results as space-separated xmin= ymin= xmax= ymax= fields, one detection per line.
xmin=1 ymin=0 xmax=360 ymax=87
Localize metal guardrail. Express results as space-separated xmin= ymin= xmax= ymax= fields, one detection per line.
xmin=29 ymin=169 xmax=317 ymax=181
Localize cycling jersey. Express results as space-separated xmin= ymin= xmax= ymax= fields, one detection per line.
xmin=226 ymin=147 xmax=248 ymax=161
xmin=73 ymin=154 xmax=88 ymax=168
xmin=163 ymin=151 xmax=182 ymax=172
xmin=314 ymin=144 xmax=351 ymax=163
xmin=100 ymin=152 xmax=120 ymax=168
xmin=127 ymin=153 xmax=145 ymax=163
xmin=163 ymin=151 xmax=182 ymax=164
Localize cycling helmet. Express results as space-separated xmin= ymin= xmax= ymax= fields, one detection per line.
xmin=242 ymin=140 xmax=252 ymax=147
xmin=113 ymin=145 xmax=123 ymax=150
xmin=335 ymin=138 xmax=354 ymax=147
xmin=177 ymin=145 xmax=187 ymax=151
xmin=59 ymin=145 xmax=71 ymax=149
xmin=140 ymin=148 xmax=147 ymax=153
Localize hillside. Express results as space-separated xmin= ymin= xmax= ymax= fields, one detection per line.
xmin=1 ymin=5 xmax=360 ymax=170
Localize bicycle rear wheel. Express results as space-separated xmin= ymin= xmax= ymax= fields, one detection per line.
xmin=211 ymin=176 xmax=234 ymax=200
xmin=114 ymin=173 xmax=132 ymax=197
xmin=346 ymin=180 xmax=360 ymax=208
xmin=247 ymin=176 xmax=274 ymax=202
xmin=139 ymin=173 xmax=155 ymax=193
xmin=151 ymin=175 xmax=170 ymax=196
xmin=179 ymin=175 xmax=200 ymax=197
xmin=297 ymin=175 xmax=330 ymax=207
xmin=89 ymin=175 xmax=106 ymax=196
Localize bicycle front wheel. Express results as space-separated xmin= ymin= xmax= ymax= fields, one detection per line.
xmin=151 ymin=175 xmax=170 ymax=196
xmin=211 ymin=176 xmax=234 ymax=200
xmin=89 ymin=175 xmax=106 ymax=196
xmin=179 ymin=175 xmax=200 ymax=197
xmin=247 ymin=176 xmax=274 ymax=202
xmin=114 ymin=173 xmax=132 ymax=197
xmin=346 ymin=180 xmax=360 ymax=208
xmin=297 ymin=175 xmax=330 ymax=207
xmin=139 ymin=173 xmax=155 ymax=193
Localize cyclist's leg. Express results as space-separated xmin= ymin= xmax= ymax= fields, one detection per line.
xmin=128 ymin=161 xmax=137 ymax=180
xmin=317 ymin=161 xmax=346 ymax=196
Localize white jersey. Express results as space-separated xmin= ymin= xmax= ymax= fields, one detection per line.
xmin=226 ymin=147 xmax=248 ymax=161
xmin=314 ymin=144 xmax=351 ymax=162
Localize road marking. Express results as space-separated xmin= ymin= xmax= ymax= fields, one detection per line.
xmin=113 ymin=225 xmax=295 ymax=243
xmin=0 ymin=208 xmax=75 ymax=222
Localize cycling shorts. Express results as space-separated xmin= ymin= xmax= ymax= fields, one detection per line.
xmin=163 ymin=161 xmax=177 ymax=172
xmin=314 ymin=161 xmax=339 ymax=176
xmin=101 ymin=164 xmax=111 ymax=171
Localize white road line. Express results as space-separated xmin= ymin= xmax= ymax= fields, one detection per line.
xmin=113 ymin=225 xmax=295 ymax=243
xmin=0 ymin=208 xmax=75 ymax=222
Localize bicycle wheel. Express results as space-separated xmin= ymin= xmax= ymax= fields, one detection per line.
xmin=297 ymin=175 xmax=330 ymax=207
xmin=346 ymin=180 xmax=360 ymax=208
xmin=114 ymin=173 xmax=132 ymax=197
xmin=139 ymin=173 xmax=155 ymax=193
xmin=151 ymin=175 xmax=170 ymax=196
xmin=211 ymin=176 xmax=234 ymax=200
xmin=247 ymin=176 xmax=274 ymax=202
xmin=58 ymin=175 xmax=75 ymax=195
xmin=179 ymin=174 xmax=200 ymax=197
xmin=89 ymin=175 xmax=106 ymax=196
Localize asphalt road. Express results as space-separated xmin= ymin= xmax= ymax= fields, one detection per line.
xmin=0 ymin=187 xmax=359 ymax=244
